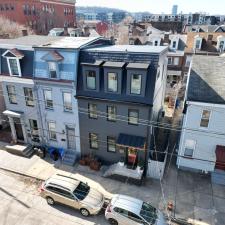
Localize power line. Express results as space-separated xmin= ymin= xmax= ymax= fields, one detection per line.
xmin=1 ymin=116 xmax=225 ymax=167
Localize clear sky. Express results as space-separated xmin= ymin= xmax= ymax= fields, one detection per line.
xmin=76 ymin=0 xmax=225 ymax=15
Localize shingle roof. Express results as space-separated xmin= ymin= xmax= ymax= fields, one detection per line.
xmin=187 ymin=55 xmax=225 ymax=104
xmin=41 ymin=50 xmax=64 ymax=61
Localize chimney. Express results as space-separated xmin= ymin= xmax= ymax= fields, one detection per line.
xmin=84 ymin=26 xmax=90 ymax=37
xmin=63 ymin=26 xmax=68 ymax=36
xmin=22 ymin=30 xmax=28 ymax=36
xmin=164 ymin=33 xmax=170 ymax=43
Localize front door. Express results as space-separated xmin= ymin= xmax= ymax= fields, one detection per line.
xmin=13 ymin=118 xmax=24 ymax=141
xmin=66 ymin=127 xmax=76 ymax=150
xmin=127 ymin=148 xmax=138 ymax=169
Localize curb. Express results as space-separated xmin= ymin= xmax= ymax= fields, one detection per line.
xmin=0 ymin=166 xmax=45 ymax=181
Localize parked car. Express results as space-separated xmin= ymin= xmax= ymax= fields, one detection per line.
xmin=105 ymin=195 xmax=167 ymax=225
xmin=39 ymin=173 xmax=104 ymax=216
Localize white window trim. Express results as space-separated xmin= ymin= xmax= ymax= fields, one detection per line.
xmin=6 ymin=57 xmax=22 ymax=77
xmin=183 ymin=139 xmax=196 ymax=158
xmin=48 ymin=121 xmax=57 ymax=141
xmin=199 ymin=109 xmax=212 ymax=129
xmin=194 ymin=36 xmax=202 ymax=50
xmin=170 ymin=38 xmax=178 ymax=50
xmin=217 ymin=36 xmax=225 ymax=51
xmin=62 ymin=91 xmax=72 ymax=112
xmin=2 ymin=50 xmax=23 ymax=77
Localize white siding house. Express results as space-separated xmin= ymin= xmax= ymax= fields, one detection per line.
xmin=177 ymin=55 xmax=225 ymax=173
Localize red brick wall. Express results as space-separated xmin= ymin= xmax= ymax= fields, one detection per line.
xmin=0 ymin=0 xmax=76 ymax=34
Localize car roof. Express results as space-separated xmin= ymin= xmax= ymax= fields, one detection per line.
xmin=45 ymin=174 xmax=80 ymax=192
xmin=111 ymin=194 xmax=143 ymax=215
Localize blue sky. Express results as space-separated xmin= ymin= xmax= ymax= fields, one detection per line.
xmin=76 ymin=0 xmax=225 ymax=14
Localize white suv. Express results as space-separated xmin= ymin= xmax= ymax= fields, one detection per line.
xmin=39 ymin=174 xmax=104 ymax=216
xmin=105 ymin=195 xmax=167 ymax=225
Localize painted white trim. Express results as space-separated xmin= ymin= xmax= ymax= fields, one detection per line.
xmin=199 ymin=108 xmax=212 ymax=129
xmin=6 ymin=57 xmax=22 ymax=77
xmin=187 ymin=101 xmax=225 ymax=109
xmin=2 ymin=50 xmax=24 ymax=59
xmin=0 ymin=44 xmax=33 ymax=51
xmin=40 ymin=0 xmax=75 ymax=6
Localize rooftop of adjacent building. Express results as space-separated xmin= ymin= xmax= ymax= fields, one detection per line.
xmin=187 ymin=55 xmax=225 ymax=104
xmin=0 ymin=35 xmax=108 ymax=50
xmin=84 ymin=45 xmax=168 ymax=54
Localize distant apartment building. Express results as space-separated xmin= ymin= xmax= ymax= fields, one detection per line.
xmin=172 ymin=5 xmax=178 ymax=16
xmin=0 ymin=0 xmax=76 ymax=34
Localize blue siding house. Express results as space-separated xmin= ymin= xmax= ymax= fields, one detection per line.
xmin=33 ymin=37 xmax=110 ymax=165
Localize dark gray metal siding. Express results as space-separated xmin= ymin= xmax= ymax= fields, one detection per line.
xmin=77 ymin=50 xmax=160 ymax=105
xmin=0 ymin=48 xmax=33 ymax=78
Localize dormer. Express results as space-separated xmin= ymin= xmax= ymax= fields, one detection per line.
xmin=217 ymin=35 xmax=225 ymax=52
xmin=194 ymin=35 xmax=203 ymax=50
xmin=170 ymin=36 xmax=179 ymax=50
xmin=152 ymin=38 xmax=161 ymax=46
xmin=2 ymin=49 xmax=24 ymax=77
xmin=41 ymin=50 xmax=64 ymax=79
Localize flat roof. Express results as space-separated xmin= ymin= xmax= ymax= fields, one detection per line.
xmin=86 ymin=45 xmax=168 ymax=54
xmin=0 ymin=35 xmax=63 ymax=49
xmin=39 ymin=36 xmax=102 ymax=49
xmin=126 ymin=62 xmax=150 ymax=70
xmin=103 ymin=61 xmax=125 ymax=68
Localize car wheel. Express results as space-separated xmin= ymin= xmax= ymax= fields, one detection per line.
xmin=108 ymin=218 xmax=118 ymax=225
xmin=80 ymin=208 xmax=90 ymax=217
xmin=46 ymin=197 xmax=55 ymax=205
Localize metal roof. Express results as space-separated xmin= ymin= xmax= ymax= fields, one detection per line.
xmin=167 ymin=70 xmax=182 ymax=76
xmin=86 ymin=45 xmax=168 ymax=54
xmin=117 ymin=133 xmax=146 ymax=149
xmin=126 ymin=62 xmax=150 ymax=70
xmin=40 ymin=36 xmax=103 ymax=49
xmin=103 ymin=61 xmax=125 ymax=68
xmin=187 ymin=55 xmax=225 ymax=104
xmin=81 ymin=60 xmax=104 ymax=66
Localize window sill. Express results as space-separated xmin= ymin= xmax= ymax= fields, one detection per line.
xmin=63 ymin=110 xmax=73 ymax=114
xmin=183 ymin=156 xmax=193 ymax=159
xmin=45 ymin=108 xmax=54 ymax=111
xmin=128 ymin=123 xmax=139 ymax=126
xmin=9 ymin=102 xmax=18 ymax=105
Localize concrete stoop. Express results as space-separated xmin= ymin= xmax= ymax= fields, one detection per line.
xmin=5 ymin=144 xmax=35 ymax=158
xmin=62 ymin=150 xmax=77 ymax=166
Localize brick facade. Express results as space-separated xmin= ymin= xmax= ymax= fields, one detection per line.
xmin=0 ymin=0 xmax=76 ymax=34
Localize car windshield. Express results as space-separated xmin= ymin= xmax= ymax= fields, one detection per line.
xmin=140 ymin=202 xmax=158 ymax=224
xmin=73 ymin=182 xmax=90 ymax=201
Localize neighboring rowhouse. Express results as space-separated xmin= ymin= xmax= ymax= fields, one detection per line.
xmin=33 ymin=36 xmax=110 ymax=165
xmin=177 ymin=55 xmax=225 ymax=173
xmin=77 ymin=45 xmax=168 ymax=168
xmin=0 ymin=35 xmax=61 ymax=144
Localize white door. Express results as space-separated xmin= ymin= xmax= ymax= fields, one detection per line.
xmin=66 ymin=127 xmax=76 ymax=150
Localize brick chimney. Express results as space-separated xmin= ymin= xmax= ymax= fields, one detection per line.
xmin=22 ymin=30 xmax=28 ymax=36
xmin=63 ymin=26 xmax=68 ymax=36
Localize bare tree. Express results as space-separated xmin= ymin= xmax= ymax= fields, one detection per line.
xmin=0 ymin=16 xmax=33 ymax=38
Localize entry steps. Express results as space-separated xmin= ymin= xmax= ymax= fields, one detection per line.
xmin=62 ymin=150 xmax=77 ymax=166
xmin=5 ymin=144 xmax=35 ymax=158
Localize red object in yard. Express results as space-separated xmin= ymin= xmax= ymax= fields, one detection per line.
xmin=128 ymin=154 xmax=137 ymax=164
xmin=38 ymin=182 xmax=45 ymax=192
xmin=215 ymin=145 xmax=225 ymax=170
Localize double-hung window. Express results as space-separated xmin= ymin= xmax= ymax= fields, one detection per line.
xmin=7 ymin=85 xmax=17 ymax=104
xmin=128 ymin=109 xmax=139 ymax=125
xmin=86 ymin=71 xmax=96 ymax=90
xmin=29 ymin=119 xmax=39 ymax=138
xmin=48 ymin=121 xmax=57 ymax=140
xmin=107 ymin=72 xmax=118 ymax=92
xmin=44 ymin=90 xmax=53 ymax=109
xmin=48 ymin=62 xmax=57 ymax=79
xmin=168 ymin=57 xmax=172 ymax=65
xmin=88 ymin=103 xmax=97 ymax=119
xmin=8 ymin=58 xmax=20 ymax=76
xmin=200 ymin=110 xmax=211 ymax=128
xmin=24 ymin=87 xmax=34 ymax=107
xmin=63 ymin=92 xmax=72 ymax=112
xmin=107 ymin=137 xmax=116 ymax=152
xmin=89 ymin=133 xmax=98 ymax=149
xmin=131 ymin=74 xmax=142 ymax=95
xmin=107 ymin=106 xmax=116 ymax=122
xmin=184 ymin=139 xmax=196 ymax=158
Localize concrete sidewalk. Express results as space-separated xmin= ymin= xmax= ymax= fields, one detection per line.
xmin=0 ymin=143 xmax=225 ymax=225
